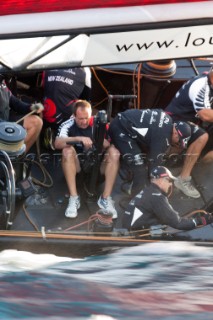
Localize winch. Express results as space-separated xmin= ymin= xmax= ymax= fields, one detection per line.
xmin=91 ymin=209 xmax=114 ymax=233
xmin=0 ymin=121 xmax=26 ymax=159
xmin=0 ymin=122 xmax=28 ymax=230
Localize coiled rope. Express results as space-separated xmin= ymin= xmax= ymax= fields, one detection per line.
xmin=64 ymin=211 xmax=113 ymax=232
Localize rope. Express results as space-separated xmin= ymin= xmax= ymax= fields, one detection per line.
xmin=24 ymin=114 xmax=53 ymax=189
xmin=92 ymin=97 xmax=108 ymax=109
xmin=64 ymin=224 xmax=152 ymax=236
xmin=91 ymin=65 xmax=177 ymax=112
xmin=136 ymin=232 xmax=151 ymax=237
xmin=183 ymin=209 xmax=208 ymax=218
xmin=94 ymin=66 xmax=178 ymax=79
xmin=14 ymin=107 xmax=53 ymax=188
xmin=22 ymin=203 xmax=39 ymax=231
xmin=93 ymin=212 xmax=112 ymax=226
xmin=64 ymin=211 xmax=113 ymax=232
xmin=94 ymin=66 xmax=137 ymax=77
xmin=33 ymin=113 xmax=54 ymax=188
xmin=91 ymin=67 xmax=109 ymax=96
xmin=190 ymin=58 xmax=199 ymax=76
xmin=24 ymin=158 xmax=53 ymax=188
xmin=0 ymin=141 xmax=25 ymax=153
xmin=16 ymin=109 xmax=37 ymax=124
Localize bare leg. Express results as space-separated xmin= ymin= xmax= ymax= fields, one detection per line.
xmin=23 ymin=115 xmax=43 ymax=152
xmin=200 ymin=150 xmax=213 ymax=163
xmin=180 ymin=133 xmax=208 ymax=178
xmin=100 ymin=145 xmax=120 ymax=198
xmin=61 ymin=146 xmax=81 ymax=196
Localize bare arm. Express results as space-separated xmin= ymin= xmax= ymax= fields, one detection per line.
xmin=103 ymin=138 xmax=110 ymax=149
xmin=197 ymin=109 xmax=213 ymax=122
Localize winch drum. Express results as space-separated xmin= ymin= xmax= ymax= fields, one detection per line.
xmin=0 ymin=122 xmax=26 ymax=180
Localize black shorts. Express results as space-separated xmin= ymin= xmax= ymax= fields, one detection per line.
xmin=186 ymin=122 xmax=206 ymax=144
xmin=176 ymin=121 xmax=212 ymax=158
xmin=109 ymin=116 xmax=142 ymax=157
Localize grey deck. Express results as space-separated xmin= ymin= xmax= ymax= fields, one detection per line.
xmin=11 ymin=156 xmax=213 ymax=233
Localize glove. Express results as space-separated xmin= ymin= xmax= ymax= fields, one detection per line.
xmin=31 ymin=103 xmax=44 ymax=113
xmin=193 ymin=213 xmax=213 ymax=226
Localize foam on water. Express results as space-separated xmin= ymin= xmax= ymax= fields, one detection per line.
xmin=0 ymin=249 xmax=75 ymax=272
xmin=0 ymin=242 xmax=213 ymax=319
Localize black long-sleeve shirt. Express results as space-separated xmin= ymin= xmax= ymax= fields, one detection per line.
xmin=0 ymin=82 xmax=31 ymax=121
xmin=122 ymin=183 xmax=196 ymax=230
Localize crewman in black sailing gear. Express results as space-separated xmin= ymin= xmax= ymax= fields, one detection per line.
xmin=109 ymin=108 xmax=192 ymax=171
xmin=122 ymin=166 xmax=213 ymax=231
xmin=165 ymin=68 xmax=213 ymax=197
xmin=42 ymin=67 xmax=91 ymax=127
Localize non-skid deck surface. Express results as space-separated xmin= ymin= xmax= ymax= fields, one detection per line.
xmin=11 ymin=156 xmax=213 ymax=232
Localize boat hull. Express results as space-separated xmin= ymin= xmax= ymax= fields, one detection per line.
xmin=0 ymin=225 xmax=213 ymax=258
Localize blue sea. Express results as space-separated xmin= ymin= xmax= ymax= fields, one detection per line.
xmin=0 ymin=242 xmax=213 ymax=319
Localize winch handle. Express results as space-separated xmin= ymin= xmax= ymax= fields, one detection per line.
xmin=16 ymin=103 xmax=44 ymax=124
xmin=16 ymin=109 xmax=37 ymax=124
xmin=66 ymin=141 xmax=84 ymax=148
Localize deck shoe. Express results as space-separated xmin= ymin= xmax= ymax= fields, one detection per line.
xmin=97 ymin=196 xmax=118 ymax=219
xmin=65 ymin=195 xmax=80 ymax=218
xmin=174 ymin=176 xmax=200 ymax=198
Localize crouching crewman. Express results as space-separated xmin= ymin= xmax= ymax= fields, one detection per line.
xmin=122 ymin=166 xmax=213 ymax=231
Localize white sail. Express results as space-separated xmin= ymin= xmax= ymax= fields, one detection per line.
xmin=0 ymin=0 xmax=212 ymax=70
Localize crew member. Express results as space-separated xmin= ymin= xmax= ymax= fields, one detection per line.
xmin=109 ymin=108 xmax=204 ymax=198
xmin=54 ymin=100 xmax=120 ymax=219
xmin=42 ymin=67 xmax=91 ymax=127
xmin=122 ymin=166 xmax=213 ymax=230
xmin=0 ymin=75 xmax=43 ymax=152
xmin=165 ymin=68 xmax=213 ymax=197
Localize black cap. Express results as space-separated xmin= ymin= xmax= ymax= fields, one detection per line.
xmin=150 ymin=166 xmax=177 ymax=180
xmin=174 ymin=121 xmax=191 ymax=148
